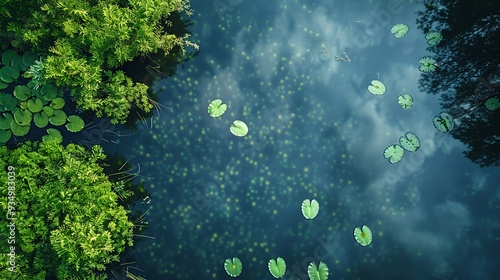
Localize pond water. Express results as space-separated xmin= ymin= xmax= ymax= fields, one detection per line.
xmin=109 ymin=0 xmax=500 ymax=279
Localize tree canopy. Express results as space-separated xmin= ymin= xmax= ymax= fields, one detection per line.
xmin=0 ymin=141 xmax=134 ymax=279
xmin=416 ymin=0 xmax=500 ymax=167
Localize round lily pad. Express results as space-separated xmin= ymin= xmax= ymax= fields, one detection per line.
xmin=425 ymin=32 xmax=442 ymax=46
xmin=485 ymin=97 xmax=500 ymax=111
xmin=22 ymin=52 xmax=39 ymax=68
xmin=399 ymin=132 xmax=420 ymax=152
xmin=354 ymin=225 xmax=373 ymax=246
xmin=43 ymin=106 xmax=54 ymax=116
xmin=40 ymin=84 xmax=59 ymax=101
xmin=208 ymin=99 xmax=227 ymax=117
xmin=0 ymin=129 xmax=12 ymax=144
xmin=50 ymin=97 xmax=65 ymax=110
xmin=368 ymin=80 xmax=386 ymax=95
xmin=301 ymin=199 xmax=319 ymax=219
xmin=3 ymin=65 xmax=20 ymax=80
xmin=224 ymin=257 xmax=242 ymax=277
xmin=432 ymin=112 xmax=454 ymax=133
xmin=13 ymin=107 xmax=33 ymax=126
xmin=390 ymin=23 xmax=409 ymax=38
xmin=10 ymin=55 xmax=23 ymax=71
xmin=0 ymin=68 xmax=14 ymax=83
xmin=419 ymin=57 xmax=437 ymax=72
xmin=230 ymin=120 xmax=248 ymax=137
xmin=1 ymin=49 xmax=17 ymax=66
xmin=65 ymin=115 xmax=85 ymax=132
xmin=28 ymin=98 xmax=44 ymax=113
xmin=10 ymin=121 xmax=30 ymax=137
xmin=0 ymin=81 xmax=8 ymax=90
xmin=397 ymin=93 xmax=414 ymax=109
xmin=268 ymin=257 xmax=286 ymax=279
xmin=42 ymin=128 xmax=63 ymax=143
xmin=0 ymin=113 xmax=13 ymax=130
xmin=0 ymin=94 xmax=18 ymax=111
xmin=14 ymin=85 xmax=32 ymax=101
xmin=384 ymin=144 xmax=405 ymax=164
xmin=307 ymin=261 xmax=329 ymax=280
xmin=34 ymin=112 xmax=49 ymax=128
xmin=49 ymin=110 xmax=67 ymax=126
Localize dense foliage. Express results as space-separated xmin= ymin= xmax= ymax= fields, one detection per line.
xmin=0 ymin=141 xmax=134 ymax=279
xmin=0 ymin=0 xmax=197 ymax=124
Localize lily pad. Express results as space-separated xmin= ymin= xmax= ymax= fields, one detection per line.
xmin=65 ymin=115 xmax=85 ymax=132
xmin=268 ymin=257 xmax=286 ymax=279
xmin=28 ymin=98 xmax=44 ymax=113
xmin=49 ymin=110 xmax=67 ymax=126
xmin=10 ymin=55 xmax=23 ymax=71
xmin=390 ymin=23 xmax=409 ymax=38
xmin=0 ymin=68 xmax=13 ymax=83
xmin=368 ymin=80 xmax=386 ymax=95
xmin=0 ymin=94 xmax=18 ymax=111
xmin=1 ymin=49 xmax=17 ymax=66
xmin=40 ymin=84 xmax=59 ymax=101
xmin=485 ymin=97 xmax=500 ymax=111
xmin=301 ymin=199 xmax=319 ymax=220
xmin=3 ymin=65 xmax=20 ymax=80
xmin=0 ymin=113 xmax=13 ymax=130
xmin=419 ymin=57 xmax=437 ymax=72
xmin=50 ymin=97 xmax=65 ymax=110
xmin=12 ymin=107 xmax=32 ymax=126
xmin=0 ymin=81 xmax=8 ymax=90
xmin=432 ymin=112 xmax=454 ymax=133
xmin=399 ymin=132 xmax=420 ymax=152
xmin=13 ymin=85 xmax=32 ymax=101
xmin=307 ymin=261 xmax=329 ymax=280
xmin=43 ymin=106 xmax=54 ymax=116
xmin=230 ymin=120 xmax=248 ymax=137
xmin=397 ymin=93 xmax=414 ymax=109
xmin=224 ymin=257 xmax=242 ymax=277
xmin=208 ymin=98 xmax=227 ymax=117
xmin=10 ymin=121 xmax=30 ymax=137
xmin=42 ymin=128 xmax=63 ymax=143
xmin=0 ymin=129 xmax=11 ymax=144
xmin=22 ymin=52 xmax=39 ymax=68
xmin=34 ymin=112 xmax=49 ymax=128
xmin=384 ymin=144 xmax=405 ymax=164
xmin=354 ymin=225 xmax=373 ymax=246
xmin=425 ymin=32 xmax=442 ymax=46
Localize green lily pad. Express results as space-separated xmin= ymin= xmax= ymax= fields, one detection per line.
xmin=368 ymin=80 xmax=386 ymax=95
xmin=3 ymin=65 xmax=20 ymax=80
xmin=65 ymin=115 xmax=85 ymax=132
xmin=397 ymin=93 xmax=414 ymax=109
xmin=354 ymin=225 xmax=373 ymax=246
xmin=224 ymin=257 xmax=242 ymax=277
xmin=34 ymin=112 xmax=49 ymax=128
xmin=14 ymin=85 xmax=32 ymax=101
xmin=40 ymin=84 xmax=59 ymax=101
xmin=49 ymin=110 xmax=67 ymax=126
xmin=383 ymin=144 xmax=405 ymax=164
xmin=0 ymin=94 xmax=18 ymax=111
xmin=50 ymin=97 xmax=65 ymax=109
xmin=22 ymin=52 xmax=39 ymax=68
xmin=485 ymin=97 xmax=500 ymax=111
xmin=301 ymin=199 xmax=319 ymax=220
xmin=43 ymin=106 xmax=54 ymax=116
xmin=10 ymin=121 xmax=30 ymax=137
xmin=42 ymin=128 xmax=63 ymax=143
xmin=208 ymin=98 xmax=227 ymax=117
xmin=419 ymin=57 xmax=438 ymax=72
xmin=432 ymin=112 xmax=454 ymax=133
xmin=307 ymin=261 xmax=329 ymax=280
xmin=425 ymin=32 xmax=443 ymax=46
xmin=229 ymin=120 xmax=248 ymax=137
xmin=399 ymin=132 xmax=420 ymax=152
xmin=390 ymin=23 xmax=409 ymax=38
xmin=0 ymin=81 xmax=8 ymax=89
xmin=28 ymin=98 xmax=44 ymax=113
xmin=268 ymin=257 xmax=286 ymax=279
xmin=19 ymin=101 xmax=27 ymax=110
xmin=0 ymin=129 xmax=12 ymax=144
xmin=0 ymin=68 xmax=13 ymax=83
xmin=12 ymin=107 xmax=33 ymax=126
xmin=2 ymin=50 xmax=17 ymax=66
xmin=0 ymin=113 xmax=13 ymax=130
xmin=10 ymin=55 xmax=23 ymax=71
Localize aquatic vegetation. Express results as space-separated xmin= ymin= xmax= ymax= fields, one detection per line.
xmin=230 ymin=120 xmax=248 ymax=137
xmin=425 ymin=32 xmax=443 ymax=46
xmin=418 ymin=57 xmax=438 ymax=72
xmin=397 ymin=93 xmax=414 ymax=109
xmin=301 ymin=199 xmax=319 ymax=219
xmin=384 ymin=144 xmax=405 ymax=164
xmin=390 ymin=23 xmax=409 ymax=38
xmin=307 ymin=261 xmax=329 ymax=280
xmin=399 ymin=132 xmax=420 ymax=152
xmin=65 ymin=115 xmax=85 ymax=132
xmin=208 ymin=98 xmax=227 ymax=117
xmin=354 ymin=225 xmax=372 ymax=246
xmin=268 ymin=257 xmax=286 ymax=278
xmin=432 ymin=112 xmax=454 ymax=133
xmin=485 ymin=97 xmax=500 ymax=111
xmin=42 ymin=128 xmax=63 ymax=143
xmin=224 ymin=257 xmax=242 ymax=277
xmin=368 ymin=80 xmax=386 ymax=95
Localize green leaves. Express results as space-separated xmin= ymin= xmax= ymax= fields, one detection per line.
xmin=65 ymin=115 xmax=85 ymax=132
xmin=301 ymin=199 xmax=319 ymax=220
xmin=307 ymin=261 xmax=329 ymax=280
xmin=354 ymin=225 xmax=373 ymax=246
xmin=224 ymin=257 xmax=242 ymax=277
xmin=229 ymin=120 xmax=248 ymax=137
xmin=268 ymin=257 xmax=286 ymax=278
xmin=367 ymin=80 xmax=386 ymax=95
xmin=208 ymin=98 xmax=227 ymax=117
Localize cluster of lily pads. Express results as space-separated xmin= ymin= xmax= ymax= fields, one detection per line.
xmin=384 ymin=132 xmax=421 ymax=164
xmin=367 ymin=80 xmax=415 ymax=109
xmin=208 ymin=98 xmax=248 ymax=137
xmin=0 ymin=49 xmax=85 ymax=145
